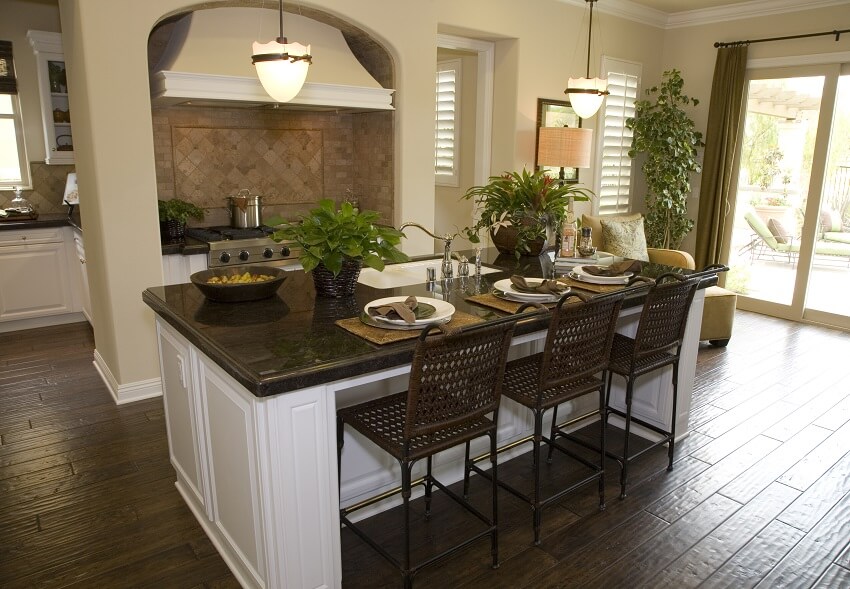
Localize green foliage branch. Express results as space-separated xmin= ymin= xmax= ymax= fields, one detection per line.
xmin=270 ymin=199 xmax=409 ymax=276
xmin=157 ymin=199 xmax=205 ymax=225
xmin=627 ymin=69 xmax=704 ymax=249
xmin=461 ymin=167 xmax=594 ymax=257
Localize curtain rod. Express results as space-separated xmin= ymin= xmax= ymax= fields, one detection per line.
xmin=714 ymin=28 xmax=849 ymax=48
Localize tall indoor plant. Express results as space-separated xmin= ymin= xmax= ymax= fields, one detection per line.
xmin=270 ymin=199 xmax=408 ymax=297
xmin=462 ymin=168 xmax=593 ymax=257
xmin=627 ymin=69 xmax=704 ymax=249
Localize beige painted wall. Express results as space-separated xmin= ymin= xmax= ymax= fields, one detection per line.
xmin=55 ymin=0 xmax=437 ymax=390
xmin=0 ymin=0 xmax=62 ymax=166
xmin=15 ymin=0 xmax=850 ymax=394
xmin=435 ymin=48 xmax=477 ymax=250
xmin=661 ymin=4 xmax=850 ymax=252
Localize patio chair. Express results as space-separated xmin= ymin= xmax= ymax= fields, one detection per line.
xmin=742 ymin=211 xmax=850 ymax=267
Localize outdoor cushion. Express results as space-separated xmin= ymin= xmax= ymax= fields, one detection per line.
xmin=823 ymin=231 xmax=850 ymax=244
xmin=767 ymin=218 xmax=793 ymax=244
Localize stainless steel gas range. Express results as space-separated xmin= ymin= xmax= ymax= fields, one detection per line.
xmin=184 ymin=226 xmax=302 ymax=269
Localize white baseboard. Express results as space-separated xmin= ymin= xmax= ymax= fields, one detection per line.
xmin=93 ymin=349 xmax=162 ymax=405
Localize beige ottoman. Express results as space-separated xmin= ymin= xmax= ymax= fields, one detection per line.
xmin=700 ymin=285 xmax=737 ymax=347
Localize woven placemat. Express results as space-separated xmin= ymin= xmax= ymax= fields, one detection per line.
xmin=464 ymin=293 xmax=552 ymax=314
xmin=335 ymin=311 xmax=484 ymax=345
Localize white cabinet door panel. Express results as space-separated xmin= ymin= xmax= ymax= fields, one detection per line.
xmin=0 ymin=242 xmax=74 ymax=321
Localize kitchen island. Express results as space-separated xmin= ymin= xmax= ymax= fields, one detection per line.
xmin=142 ymin=250 xmax=714 ymax=589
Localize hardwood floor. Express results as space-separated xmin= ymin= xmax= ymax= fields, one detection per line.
xmin=1 ymin=312 xmax=849 ymax=588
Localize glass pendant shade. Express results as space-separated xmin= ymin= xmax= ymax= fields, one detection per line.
xmin=252 ymin=40 xmax=311 ymax=103
xmin=566 ymin=77 xmax=608 ymax=119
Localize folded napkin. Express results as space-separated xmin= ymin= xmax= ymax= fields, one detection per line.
xmin=368 ymin=296 xmax=418 ymax=323
xmin=510 ymin=275 xmax=569 ymax=296
xmin=582 ymin=259 xmax=642 ymax=277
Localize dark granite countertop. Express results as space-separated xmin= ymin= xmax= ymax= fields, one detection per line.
xmin=143 ymin=248 xmax=717 ymax=398
xmin=0 ymin=212 xmax=81 ymax=231
xmin=161 ymin=235 xmax=210 ymax=256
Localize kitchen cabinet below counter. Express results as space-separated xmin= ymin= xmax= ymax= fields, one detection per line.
xmin=0 ymin=226 xmax=86 ymax=332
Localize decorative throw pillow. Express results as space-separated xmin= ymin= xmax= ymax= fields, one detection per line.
xmin=600 ymin=217 xmax=649 ymax=261
xmin=767 ymin=217 xmax=791 ymax=244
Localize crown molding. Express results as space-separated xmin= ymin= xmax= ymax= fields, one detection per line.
xmin=666 ymin=0 xmax=850 ymax=29
xmin=558 ymin=0 xmax=850 ymax=30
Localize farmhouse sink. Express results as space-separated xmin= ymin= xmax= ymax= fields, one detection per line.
xmin=357 ymin=258 xmax=500 ymax=289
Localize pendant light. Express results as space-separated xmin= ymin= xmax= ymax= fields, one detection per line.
xmin=565 ymin=0 xmax=608 ymax=119
xmin=252 ymin=0 xmax=312 ymax=102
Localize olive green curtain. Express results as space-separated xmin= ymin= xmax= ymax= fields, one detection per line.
xmin=695 ymin=45 xmax=748 ymax=269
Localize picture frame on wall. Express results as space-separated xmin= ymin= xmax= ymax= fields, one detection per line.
xmin=535 ymin=98 xmax=581 ymax=183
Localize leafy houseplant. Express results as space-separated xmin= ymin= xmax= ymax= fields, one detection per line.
xmin=627 ymin=69 xmax=704 ymax=250
xmin=157 ymin=198 xmax=204 ymax=241
xmin=462 ymin=168 xmax=593 ymax=257
xmin=270 ymin=199 xmax=409 ymax=297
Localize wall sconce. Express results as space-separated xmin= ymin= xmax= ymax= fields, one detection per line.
xmin=564 ymin=0 xmax=608 ymax=118
xmin=252 ymin=0 xmax=312 ymax=102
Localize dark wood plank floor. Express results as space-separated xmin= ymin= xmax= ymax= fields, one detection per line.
xmin=2 ymin=312 xmax=849 ymax=588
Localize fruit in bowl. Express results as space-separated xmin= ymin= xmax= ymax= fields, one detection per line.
xmin=190 ymin=266 xmax=287 ymax=302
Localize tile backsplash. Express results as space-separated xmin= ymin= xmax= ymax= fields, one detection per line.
xmin=0 ymin=163 xmax=75 ymax=214
xmin=153 ymin=105 xmax=394 ymax=227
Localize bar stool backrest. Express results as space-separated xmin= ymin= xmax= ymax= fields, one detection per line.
xmin=539 ymin=292 xmax=625 ymax=392
xmin=633 ymin=273 xmax=700 ymax=360
xmin=405 ymin=320 xmax=516 ymax=440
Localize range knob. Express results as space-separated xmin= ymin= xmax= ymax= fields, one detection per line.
xmin=239 ymin=250 xmax=251 ymax=262
xmin=280 ymin=245 xmax=291 ymax=257
xmin=218 ymin=251 xmax=231 ymax=263
xmin=262 ymin=248 xmax=274 ymax=259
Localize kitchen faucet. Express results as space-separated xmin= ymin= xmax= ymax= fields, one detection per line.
xmin=399 ymin=222 xmax=454 ymax=279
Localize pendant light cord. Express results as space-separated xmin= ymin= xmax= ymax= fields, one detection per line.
xmin=277 ymin=0 xmax=287 ymax=44
xmin=585 ymin=0 xmax=596 ymax=78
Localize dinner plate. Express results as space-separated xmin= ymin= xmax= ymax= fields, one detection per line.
xmin=570 ymin=265 xmax=633 ymax=285
xmin=492 ymin=288 xmax=561 ymax=304
xmin=359 ymin=312 xmax=452 ymax=331
xmin=365 ymin=296 xmax=455 ymax=325
xmin=492 ymin=278 xmax=566 ymax=301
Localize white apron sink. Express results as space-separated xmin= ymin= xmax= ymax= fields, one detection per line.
xmin=357 ymin=258 xmax=499 ymax=289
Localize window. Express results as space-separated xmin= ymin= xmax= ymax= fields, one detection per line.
xmin=435 ymin=58 xmax=461 ymax=186
xmin=0 ymin=41 xmax=30 ymax=189
xmin=595 ymin=57 xmax=641 ymax=215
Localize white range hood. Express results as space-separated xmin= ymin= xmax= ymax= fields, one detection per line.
xmin=150 ymin=8 xmax=394 ymax=111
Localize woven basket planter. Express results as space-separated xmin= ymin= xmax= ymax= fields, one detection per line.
xmin=160 ymin=220 xmax=185 ymax=242
xmin=311 ymin=259 xmax=362 ymax=298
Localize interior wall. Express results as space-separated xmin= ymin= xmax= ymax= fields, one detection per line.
xmin=435 ymin=48 xmax=478 ymax=249
xmin=661 ymin=4 xmax=850 ymax=253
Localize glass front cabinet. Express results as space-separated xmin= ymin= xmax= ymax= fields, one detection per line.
xmin=27 ymin=31 xmax=74 ymax=165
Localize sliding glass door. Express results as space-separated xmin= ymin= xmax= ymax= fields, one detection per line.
xmin=724 ymin=63 xmax=849 ymax=330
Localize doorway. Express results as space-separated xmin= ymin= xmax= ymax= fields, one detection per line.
xmin=725 ymin=63 xmax=850 ymax=330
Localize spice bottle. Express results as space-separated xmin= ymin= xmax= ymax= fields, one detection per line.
xmin=561 ymin=213 xmax=577 ymax=257
xmin=580 ymin=226 xmax=593 ymax=252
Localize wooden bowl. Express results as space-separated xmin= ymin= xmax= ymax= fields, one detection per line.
xmin=190 ymin=266 xmax=287 ymax=303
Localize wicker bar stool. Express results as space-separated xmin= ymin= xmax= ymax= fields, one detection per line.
xmin=605 ymin=272 xmax=700 ymax=499
xmin=466 ymin=291 xmax=625 ymax=545
xmin=337 ymin=319 xmax=516 ymax=588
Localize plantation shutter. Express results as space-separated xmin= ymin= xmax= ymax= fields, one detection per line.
xmin=597 ymin=58 xmax=641 ymax=215
xmin=435 ymin=59 xmax=461 ymax=186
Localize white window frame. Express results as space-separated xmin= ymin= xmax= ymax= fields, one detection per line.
xmin=435 ymin=58 xmax=462 ymax=187
xmin=0 ymin=94 xmax=30 ymax=191
xmin=594 ymin=56 xmax=641 ymax=216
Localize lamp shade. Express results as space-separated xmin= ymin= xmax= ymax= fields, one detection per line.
xmin=537 ymin=126 xmax=593 ymax=169
xmin=566 ymin=77 xmax=608 ymax=119
xmin=252 ymin=40 xmax=311 ymax=102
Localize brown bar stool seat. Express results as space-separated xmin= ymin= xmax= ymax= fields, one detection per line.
xmin=467 ymin=291 xmax=625 ymax=545
xmin=337 ymin=319 xmax=516 ymax=589
xmin=605 ymin=272 xmax=700 ymax=499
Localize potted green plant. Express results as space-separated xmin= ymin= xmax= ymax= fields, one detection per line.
xmin=270 ymin=199 xmax=409 ymax=297
xmin=627 ymin=69 xmax=704 ymax=250
xmin=158 ymin=198 xmax=204 ymax=241
xmin=461 ymin=167 xmax=593 ymax=257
